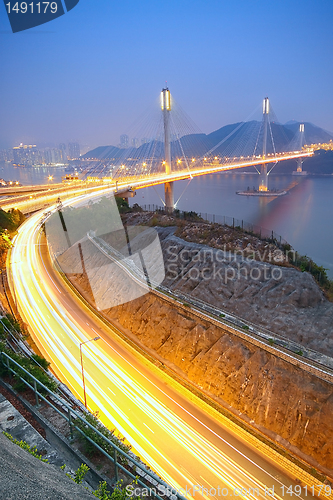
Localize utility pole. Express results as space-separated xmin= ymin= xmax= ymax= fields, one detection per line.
xmin=79 ymin=336 xmax=100 ymax=409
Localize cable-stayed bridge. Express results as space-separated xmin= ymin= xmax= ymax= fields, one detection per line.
xmin=82 ymin=89 xmax=313 ymax=211
xmin=1 ymin=89 xmax=313 ymax=213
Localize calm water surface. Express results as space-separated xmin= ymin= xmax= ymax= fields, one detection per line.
xmin=132 ymin=172 xmax=333 ymax=277
xmin=1 ymin=162 xmax=332 ymax=277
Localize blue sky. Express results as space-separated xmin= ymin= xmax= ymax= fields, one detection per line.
xmin=0 ymin=0 xmax=332 ymax=150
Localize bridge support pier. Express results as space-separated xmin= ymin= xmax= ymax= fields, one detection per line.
xmin=259 ymin=164 xmax=268 ymax=192
xmin=161 ymin=87 xmax=174 ymax=213
xmin=164 ymin=182 xmax=174 ymax=212
xmin=296 ymin=158 xmax=303 ymax=173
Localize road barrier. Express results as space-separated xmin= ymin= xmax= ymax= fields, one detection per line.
xmin=0 ymin=350 xmax=186 ymax=500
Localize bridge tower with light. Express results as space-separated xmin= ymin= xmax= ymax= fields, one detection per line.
xmin=161 ymin=87 xmax=174 ymax=212
xmin=259 ymin=97 xmax=270 ymax=192
xmin=296 ymin=123 xmax=305 ymax=172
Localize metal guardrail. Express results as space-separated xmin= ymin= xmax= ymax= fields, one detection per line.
xmin=160 ymin=285 xmax=333 ymax=369
xmin=86 ymin=225 xmax=333 ymax=376
xmin=87 ymin=231 xmax=151 ymax=288
xmin=0 ymin=351 xmax=186 ymax=500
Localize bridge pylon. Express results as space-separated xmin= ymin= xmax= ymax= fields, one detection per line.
xmin=293 ymin=124 xmax=307 ymax=176
xmin=259 ymin=97 xmax=269 ymax=192
xmin=161 ymin=87 xmax=174 ymax=212
xmin=297 ymin=124 xmax=304 ymax=172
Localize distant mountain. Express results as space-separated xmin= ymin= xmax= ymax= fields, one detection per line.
xmin=83 ymin=121 xmax=333 ymax=161
xmin=284 ymin=121 xmax=333 ymax=145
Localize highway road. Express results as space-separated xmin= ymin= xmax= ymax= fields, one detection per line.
xmin=8 ymin=193 xmax=325 ymax=500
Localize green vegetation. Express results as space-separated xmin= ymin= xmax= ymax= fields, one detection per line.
xmin=0 ymin=208 xmax=25 ymax=267
xmin=289 ymin=252 xmax=333 ymax=300
xmin=73 ymin=463 xmax=90 ymax=484
xmin=174 ymin=209 xmax=202 ymax=221
xmin=0 ymin=313 xmax=22 ymax=342
xmin=115 ymin=197 xmax=131 ymax=214
xmin=96 ymin=479 xmax=141 ymax=500
xmin=0 ymin=342 xmax=58 ymax=393
xmin=73 ymin=411 xmax=131 ymax=462
xmin=92 ymin=479 xmax=141 ymax=500
xmin=2 ymin=431 xmax=49 ymax=462
xmin=0 ymin=208 xmax=25 ymax=232
xmin=93 ymin=481 xmax=113 ymax=499
xmin=61 ymin=463 xmax=89 ymax=484
xmin=62 ymin=463 xmax=141 ymax=499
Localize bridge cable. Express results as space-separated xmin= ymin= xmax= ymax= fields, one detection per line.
xmin=174 ymin=178 xmax=193 ymax=209
xmin=152 ymin=185 xmax=166 ymax=207
xmin=198 ymin=103 xmax=262 ymax=161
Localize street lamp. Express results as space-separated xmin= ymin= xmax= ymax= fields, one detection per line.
xmin=79 ymin=336 xmax=100 ymax=409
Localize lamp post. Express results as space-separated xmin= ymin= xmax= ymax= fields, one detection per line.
xmin=79 ymin=336 xmax=100 ymax=409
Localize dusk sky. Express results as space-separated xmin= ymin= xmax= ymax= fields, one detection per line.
xmin=0 ymin=0 xmax=332 ymax=151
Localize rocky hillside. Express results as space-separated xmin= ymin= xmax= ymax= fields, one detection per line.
xmin=156 ymin=227 xmax=333 ymax=356
xmin=106 ymin=293 xmax=333 ymax=472
xmin=56 ymin=222 xmax=333 ymax=473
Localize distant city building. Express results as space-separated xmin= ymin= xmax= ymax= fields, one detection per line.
xmin=141 ymin=137 xmax=150 ymax=145
xmin=0 ymin=149 xmax=14 ymax=162
xmin=13 ymin=144 xmax=40 ymax=166
xmin=306 ymin=140 xmax=333 ymax=151
xmin=43 ymin=148 xmax=66 ymax=165
xmin=67 ymin=142 xmax=80 ymax=159
xmin=120 ymin=134 xmax=129 ymax=149
xmin=131 ymin=137 xmax=140 ymax=148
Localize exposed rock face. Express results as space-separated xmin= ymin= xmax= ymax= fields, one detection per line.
xmin=157 ymin=228 xmax=333 ymax=356
xmin=57 ymin=228 xmax=333 ymax=472
xmin=105 ymin=293 xmax=333 ymax=472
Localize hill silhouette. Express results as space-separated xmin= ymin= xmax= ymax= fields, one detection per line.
xmin=83 ymin=120 xmax=332 ymax=161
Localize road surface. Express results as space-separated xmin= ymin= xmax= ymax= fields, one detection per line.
xmin=8 ymin=196 xmax=325 ymax=500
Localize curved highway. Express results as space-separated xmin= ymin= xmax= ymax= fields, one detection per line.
xmin=8 ymin=193 xmax=321 ymax=500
